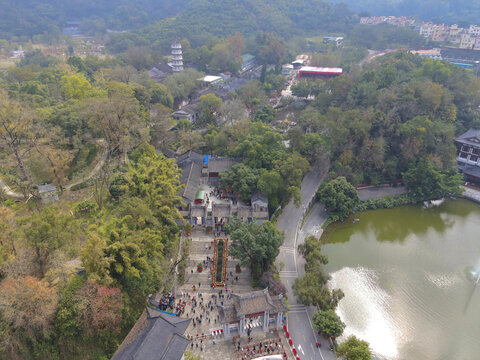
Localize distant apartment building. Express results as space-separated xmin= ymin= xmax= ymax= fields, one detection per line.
xmin=430 ymin=25 xmax=449 ymax=42
xmin=448 ymin=24 xmax=462 ymax=44
xmin=460 ymin=33 xmax=476 ymax=49
xmin=419 ymin=23 xmax=435 ymax=38
xmin=474 ymin=38 xmax=480 ymax=51
xmin=469 ymin=25 xmax=480 ymax=36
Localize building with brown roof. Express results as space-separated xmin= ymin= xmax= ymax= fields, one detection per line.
xmin=217 ymin=289 xmax=288 ymax=338
xmin=112 ymin=308 xmax=191 ymax=360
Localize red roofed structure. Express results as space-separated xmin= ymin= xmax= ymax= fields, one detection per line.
xmin=298 ymin=66 xmax=342 ymax=80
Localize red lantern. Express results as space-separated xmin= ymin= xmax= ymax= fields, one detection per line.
xmin=286 ymin=331 xmax=290 ymax=338
xmin=289 ymin=339 xmax=293 ymax=346
xmin=293 ymin=348 xmax=297 ymax=355
xmin=283 ymin=325 xmax=287 ymax=331
xmin=297 ymin=357 xmax=301 ymax=360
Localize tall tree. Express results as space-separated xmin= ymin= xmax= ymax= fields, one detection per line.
xmin=317 ymin=177 xmax=359 ymax=219
xmin=19 ymin=206 xmax=78 ymax=278
xmin=313 ymin=309 xmax=345 ymax=339
xmin=0 ymin=90 xmax=35 ymax=190
xmin=124 ymin=146 xmax=183 ymax=225
xmin=225 ymin=221 xmax=283 ymax=272
xmin=220 ymin=163 xmax=262 ymax=201
xmin=86 ymin=96 xmax=147 ymax=163
xmin=0 ymin=276 xmax=58 ymax=357
xmin=337 ymin=336 xmax=372 ymax=360
xmin=198 ymin=94 xmax=222 ymax=125
xmin=403 ymin=157 xmax=464 ymax=200
xmin=73 ymin=281 xmax=123 ymax=337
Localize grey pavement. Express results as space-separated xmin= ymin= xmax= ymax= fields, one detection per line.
xmin=462 ymin=185 xmax=480 ymax=203
xmin=357 ymin=185 xmax=408 ymax=201
xmin=277 ymin=177 xmax=412 ymax=359
xmin=276 ymin=164 xmax=335 ymax=360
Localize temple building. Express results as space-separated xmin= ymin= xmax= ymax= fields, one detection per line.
xmin=456 ymin=129 xmax=480 ymax=183
xmin=112 ymin=308 xmax=191 ymax=360
xmin=217 ymin=289 xmax=289 ymax=338
xmin=175 ymin=151 xmax=269 ymax=226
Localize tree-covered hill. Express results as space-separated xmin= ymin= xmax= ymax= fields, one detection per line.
xmin=328 ymin=0 xmax=480 ymax=26
xmin=109 ymin=0 xmax=356 ymax=51
xmin=0 ymin=0 xmax=193 ymax=39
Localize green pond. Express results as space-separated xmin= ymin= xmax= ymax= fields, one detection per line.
xmin=323 ymin=199 xmax=480 ymax=360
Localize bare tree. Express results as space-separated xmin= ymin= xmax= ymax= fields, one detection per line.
xmin=86 ymin=97 xmax=148 ymax=164
xmin=0 ymin=90 xmax=35 ymax=193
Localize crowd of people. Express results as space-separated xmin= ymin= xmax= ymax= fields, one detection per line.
xmin=234 ymin=336 xmax=288 ymax=360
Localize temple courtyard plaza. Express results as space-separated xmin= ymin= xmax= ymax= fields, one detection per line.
xmin=174 ymin=228 xmax=295 ymax=360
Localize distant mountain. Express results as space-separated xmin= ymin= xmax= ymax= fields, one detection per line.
xmin=328 ymin=0 xmax=480 ymax=26
xmin=132 ymin=0 xmax=356 ymax=49
xmin=0 ymin=0 xmax=194 ymax=38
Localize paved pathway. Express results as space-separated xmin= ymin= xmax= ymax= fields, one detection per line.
xmin=276 ymin=164 xmax=335 ymax=360
xmin=358 ymin=185 xmax=408 ymax=201
xmin=462 ymin=185 xmax=480 ymax=203
xmin=0 ymin=179 xmax=22 ymax=198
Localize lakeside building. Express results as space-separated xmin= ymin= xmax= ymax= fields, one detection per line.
xmin=456 ymin=129 xmax=480 ymax=184
xmin=298 ymin=66 xmax=342 ymax=80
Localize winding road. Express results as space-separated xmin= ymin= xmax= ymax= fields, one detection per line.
xmin=0 ymin=140 xmax=108 ymax=198
xmin=276 ymin=163 xmax=333 ymax=360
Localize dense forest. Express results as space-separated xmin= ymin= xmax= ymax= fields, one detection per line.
xmin=289 ymin=51 xmax=480 ymax=185
xmin=0 ymin=48 xmax=194 ymax=358
xmin=329 ymin=0 xmax=480 ymax=26
xmin=0 ymin=0 xmax=479 ymax=358
xmin=107 ymin=0 xmax=356 ymax=51
xmin=0 ymin=0 xmax=193 ymax=39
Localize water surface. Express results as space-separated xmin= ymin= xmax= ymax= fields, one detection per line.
xmin=324 ymin=199 xmax=480 ymax=360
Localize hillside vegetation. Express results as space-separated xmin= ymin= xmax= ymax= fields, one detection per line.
xmin=0 ymin=0 xmax=193 ymax=38
xmin=108 ymin=0 xmax=356 ymax=51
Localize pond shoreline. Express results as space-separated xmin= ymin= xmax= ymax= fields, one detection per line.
xmin=321 ymin=198 xmax=480 ymax=360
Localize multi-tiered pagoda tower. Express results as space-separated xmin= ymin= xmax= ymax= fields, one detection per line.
xmin=171 ymin=40 xmax=184 ymax=72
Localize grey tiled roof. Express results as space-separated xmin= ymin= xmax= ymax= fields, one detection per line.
xmin=217 ymin=289 xmax=289 ymax=323
xmin=456 ymin=128 xmax=480 ymax=147
xmin=251 ymin=190 xmax=268 ymax=206
xmin=38 ymin=184 xmax=57 ymax=193
xmin=208 ymin=158 xmax=242 ymax=174
xmin=112 ymin=308 xmax=191 ymax=360
xmin=177 ymin=150 xmax=203 ymax=167
xmin=178 ymin=161 xmax=202 ymax=203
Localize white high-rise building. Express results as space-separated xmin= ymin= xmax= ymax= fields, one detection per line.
xmin=171 ymin=40 xmax=184 ymax=72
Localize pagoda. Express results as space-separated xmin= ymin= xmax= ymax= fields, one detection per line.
xmin=171 ymin=40 xmax=184 ymax=72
